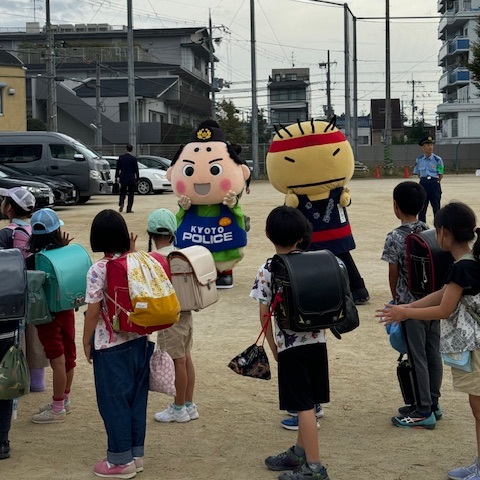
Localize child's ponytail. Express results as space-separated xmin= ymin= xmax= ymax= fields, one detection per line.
xmin=473 ymin=226 xmax=480 ymax=261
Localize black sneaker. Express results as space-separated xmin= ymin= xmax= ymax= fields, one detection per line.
xmin=265 ymin=446 xmax=306 ymax=471
xmin=278 ymin=463 xmax=330 ymax=480
xmin=0 ymin=441 xmax=10 ymax=460
xmin=119 ymin=205 xmax=124 ymax=212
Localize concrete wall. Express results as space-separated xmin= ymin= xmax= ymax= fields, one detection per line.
xmin=356 ymin=143 xmax=480 ymax=170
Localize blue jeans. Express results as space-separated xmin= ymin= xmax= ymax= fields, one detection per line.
xmin=92 ymin=337 xmax=154 ymax=465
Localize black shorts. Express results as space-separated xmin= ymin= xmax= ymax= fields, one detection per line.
xmin=278 ymin=343 xmax=330 ymax=412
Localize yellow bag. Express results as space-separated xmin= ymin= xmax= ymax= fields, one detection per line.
xmin=127 ymin=251 xmax=180 ymax=328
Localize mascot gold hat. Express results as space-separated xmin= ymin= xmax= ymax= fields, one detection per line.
xmin=266 ymin=118 xmax=354 ymax=207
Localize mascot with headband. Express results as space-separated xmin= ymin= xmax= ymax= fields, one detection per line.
xmin=266 ymin=117 xmax=369 ymax=304
xmin=167 ymin=120 xmax=251 ymax=289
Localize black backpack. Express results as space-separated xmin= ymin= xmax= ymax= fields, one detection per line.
xmin=269 ymin=250 xmax=359 ymax=339
xmin=0 ymin=248 xmax=27 ymax=322
xmin=406 ymin=228 xmax=454 ymax=298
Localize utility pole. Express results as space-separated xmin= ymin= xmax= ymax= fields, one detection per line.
xmin=383 ymin=0 xmax=394 ymax=175
xmin=209 ymin=10 xmax=216 ymax=119
xmin=250 ymin=0 xmax=259 ymax=180
xmin=45 ymin=0 xmax=57 ymax=132
xmin=127 ymin=0 xmax=136 ymax=149
xmin=384 ymin=0 xmax=392 ymax=148
xmin=408 ymin=78 xmax=421 ymax=127
xmin=95 ymin=63 xmax=103 ymax=151
xmin=319 ymin=50 xmax=336 ymax=118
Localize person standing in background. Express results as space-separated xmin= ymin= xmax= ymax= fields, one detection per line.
xmin=414 ymin=136 xmax=444 ymax=223
xmin=116 ymin=144 xmax=139 ymax=214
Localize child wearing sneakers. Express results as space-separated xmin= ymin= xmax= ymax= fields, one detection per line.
xmin=250 ymin=206 xmax=330 ymax=480
xmin=28 ymin=208 xmax=76 ymax=425
xmin=381 ymin=181 xmax=443 ymax=429
xmin=146 ymin=209 xmax=199 ymax=424
xmin=84 ymin=209 xmax=154 ymax=479
xmin=378 ymin=201 xmax=480 ymax=480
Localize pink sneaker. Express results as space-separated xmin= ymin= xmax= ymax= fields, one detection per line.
xmin=93 ymin=459 xmax=137 ymax=478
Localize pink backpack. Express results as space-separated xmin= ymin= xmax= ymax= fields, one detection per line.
xmin=7 ymin=224 xmax=32 ymax=260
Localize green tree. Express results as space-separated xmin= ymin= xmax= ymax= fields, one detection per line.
xmin=244 ymin=108 xmax=270 ymax=144
xmin=175 ymin=122 xmax=195 ymax=144
xmin=216 ymin=99 xmax=247 ymax=144
xmin=467 ymin=16 xmax=480 ymax=91
xmin=27 ymin=118 xmax=47 ymax=131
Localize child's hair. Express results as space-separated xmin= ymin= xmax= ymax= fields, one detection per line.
xmin=266 ymin=206 xmax=311 ymax=247
xmin=433 ymin=201 xmax=480 ymax=259
xmin=90 ymin=209 xmax=130 ymax=253
xmin=4 ymin=196 xmax=30 ymax=218
xmin=393 ymin=181 xmax=427 ymax=216
xmin=28 ymin=230 xmax=65 ymax=253
xmin=147 ymin=233 xmax=173 ymax=253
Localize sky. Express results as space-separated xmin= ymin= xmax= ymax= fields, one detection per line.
xmin=1 ymin=0 xmax=443 ymax=123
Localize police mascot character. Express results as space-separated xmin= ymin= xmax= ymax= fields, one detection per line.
xmin=166 ymin=120 xmax=251 ymax=289
xmin=266 ymin=117 xmax=369 ymax=304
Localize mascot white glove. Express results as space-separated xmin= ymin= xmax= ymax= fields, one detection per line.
xmin=178 ymin=195 xmax=192 ymax=210
xmin=223 ymin=190 xmax=238 ymax=209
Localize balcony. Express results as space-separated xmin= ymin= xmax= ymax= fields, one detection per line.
xmin=438 ymin=37 xmax=470 ymax=64
xmin=439 ymin=67 xmax=470 ymax=92
xmin=438 ymin=9 xmax=471 ymax=39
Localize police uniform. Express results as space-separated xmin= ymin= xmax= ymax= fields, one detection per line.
xmin=413 ymin=136 xmax=444 ymax=223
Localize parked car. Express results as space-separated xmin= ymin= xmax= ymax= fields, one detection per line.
xmin=0 ymin=164 xmax=79 ymax=206
xmin=103 ymin=156 xmax=172 ymax=195
xmin=0 ymin=171 xmax=55 ymax=210
xmin=0 ymin=132 xmax=111 ymax=204
xmin=137 ymin=155 xmax=171 ymax=171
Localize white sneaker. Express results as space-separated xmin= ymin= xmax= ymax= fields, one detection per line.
xmin=31 ymin=408 xmax=66 ymax=424
xmin=186 ymin=403 xmax=199 ymax=420
xmin=154 ymin=404 xmax=190 ymax=423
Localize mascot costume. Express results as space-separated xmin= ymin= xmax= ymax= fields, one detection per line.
xmin=167 ymin=120 xmax=251 ymax=289
xmin=266 ymin=117 xmax=369 ymax=304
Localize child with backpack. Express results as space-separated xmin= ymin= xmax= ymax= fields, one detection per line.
xmin=378 ymin=201 xmax=480 ymax=480
xmin=250 ymin=206 xmax=330 ymax=480
xmin=381 ymin=181 xmax=443 ymax=429
xmin=0 ymin=188 xmax=49 ymax=395
xmin=28 ymin=208 xmax=76 ymax=424
xmin=146 ymin=208 xmax=199 ymax=424
xmin=0 ymin=187 xmax=37 ymax=459
xmin=83 ymin=209 xmax=154 ymax=479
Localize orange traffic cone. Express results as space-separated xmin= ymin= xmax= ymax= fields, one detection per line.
xmin=404 ymin=166 xmax=410 ymax=178
xmin=374 ymin=165 xmax=381 ymax=179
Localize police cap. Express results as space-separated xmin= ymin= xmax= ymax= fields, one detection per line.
xmin=419 ymin=136 xmax=435 ymax=146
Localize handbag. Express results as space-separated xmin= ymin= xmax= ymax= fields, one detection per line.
xmin=149 ymin=348 xmax=176 ymax=395
xmin=441 ymin=351 xmax=472 ymax=372
xmin=228 ymin=318 xmax=271 ymax=381
xmin=0 ymin=331 xmax=30 ymax=400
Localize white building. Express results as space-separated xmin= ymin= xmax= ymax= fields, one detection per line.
xmin=437 ymin=0 xmax=480 ymax=143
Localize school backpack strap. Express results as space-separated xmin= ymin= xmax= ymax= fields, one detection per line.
xmin=6 ymin=224 xmax=32 ymax=259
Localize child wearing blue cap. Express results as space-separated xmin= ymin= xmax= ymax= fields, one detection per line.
xmin=147 ymin=209 xmax=199 ymax=424
xmin=28 ymin=208 xmax=76 ymax=425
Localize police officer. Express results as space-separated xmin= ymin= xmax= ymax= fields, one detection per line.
xmin=413 ymin=136 xmax=444 ymax=223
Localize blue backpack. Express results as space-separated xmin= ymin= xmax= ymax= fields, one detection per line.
xmin=35 ymin=244 xmax=92 ymax=312
xmin=385 ymin=322 xmax=407 ymax=355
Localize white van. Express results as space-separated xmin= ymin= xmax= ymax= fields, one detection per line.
xmin=0 ymin=132 xmax=111 ymax=204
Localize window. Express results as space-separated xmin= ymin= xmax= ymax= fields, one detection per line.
xmin=274 ymin=74 xmax=281 ymax=82
xmin=0 ymin=86 xmax=3 ymax=115
xmin=194 ymin=56 xmax=201 ymax=70
xmin=119 ymin=102 xmax=128 ymax=122
xmin=271 ymin=89 xmax=306 ymax=102
xmin=49 ymin=144 xmax=78 ymax=160
xmin=0 ymin=144 xmax=42 ymax=163
xmin=171 ymin=115 xmax=179 ymax=125
xmin=285 ymin=73 xmax=297 ymax=81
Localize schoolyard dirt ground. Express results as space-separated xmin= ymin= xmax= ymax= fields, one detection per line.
xmin=2 ymin=174 xmax=480 ymax=480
